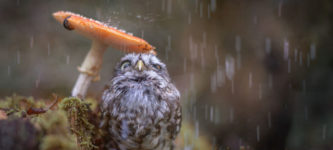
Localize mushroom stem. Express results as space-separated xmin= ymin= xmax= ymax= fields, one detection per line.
xmin=72 ymin=41 xmax=107 ymax=98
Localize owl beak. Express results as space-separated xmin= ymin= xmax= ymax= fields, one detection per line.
xmin=135 ymin=60 xmax=146 ymax=72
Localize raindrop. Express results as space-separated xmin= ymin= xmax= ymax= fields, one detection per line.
xmin=307 ymin=53 xmax=310 ymax=67
xmin=214 ymin=107 xmax=220 ymax=124
xmin=200 ymin=46 xmax=205 ymax=68
xmin=161 ymin=0 xmax=165 ymax=12
xmin=7 ymin=66 xmax=11 ymax=76
xmin=304 ymin=106 xmax=308 ymax=120
xmin=119 ymin=29 xmax=126 ymax=33
xmin=35 ymin=79 xmax=40 ymax=88
xmin=199 ymin=2 xmax=203 ymax=18
xmin=210 ymin=106 xmax=214 ymax=122
xmin=205 ymin=104 xmax=208 ymax=120
xmin=214 ymin=45 xmax=219 ymax=64
xmin=207 ymin=4 xmax=211 ymax=19
xmin=183 ymin=57 xmax=187 ymax=73
xmin=17 ymin=50 xmax=20 ymax=64
xmin=294 ymin=48 xmax=298 ymax=62
xmin=188 ymin=13 xmax=192 ymax=24
xmin=210 ymin=0 xmax=216 ymax=12
xmin=195 ymin=121 xmax=199 ymax=138
xmin=253 ymin=16 xmax=258 ymax=25
xmin=310 ymin=43 xmax=316 ymax=60
xmin=268 ymin=74 xmax=273 ymax=88
xmin=268 ymin=112 xmax=272 ymax=128
xmin=202 ymin=32 xmax=207 ymax=48
xmin=30 ymin=36 xmax=34 ymax=48
xmin=229 ymin=107 xmax=234 ymax=123
xmin=288 ymin=59 xmax=291 ymax=73
xmin=141 ymin=30 xmax=144 ymax=38
xmin=322 ymin=124 xmax=327 ymax=140
xmin=193 ymin=105 xmax=197 ymax=121
xmin=258 ymin=84 xmax=262 ymax=100
xmin=231 ymin=79 xmax=235 ymax=94
xmin=195 ymin=0 xmax=199 ymax=13
xmin=256 ymin=125 xmax=260 ymax=142
xmin=278 ymin=1 xmax=283 ymax=17
xmin=66 ymin=55 xmax=70 ymax=64
xmin=189 ymin=37 xmax=198 ymax=60
xmin=225 ymin=55 xmax=235 ymax=80
xmin=249 ymin=72 xmax=253 ymax=88
xmin=265 ymin=38 xmax=271 ymax=54
xmin=216 ymin=66 xmax=225 ymax=87
xmin=237 ymin=54 xmax=242 ymax=70
xmin=136 ymin=15 xmax=142 ymax=19
xmin=283 ymin=39 xmax=289 ymax=60
xmin=299 ymin=52 xmax=303 ymax=66
xmin=235 ymin=36 xmax=241 ymax=52
xmin=211 ymin=73 xmax=217 ymax=93
xmin=47 ymin=43 xmax=51 ymax=56
xmin=302 ymin=80 xmax=306 ymax=94
xmin=167 ymin=0 xmax=172 ymax=15
xmin=167 ymin=35 xmax=172 ymax=49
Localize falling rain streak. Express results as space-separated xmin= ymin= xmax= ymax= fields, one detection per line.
xmin=265 ymin=38 xmax=271 ymax=54
xmin=66 ymin=55 xmax=70 ymax=64
xmin=7 ymin=66 xmax=11 ymax=76
xmin=47 ymin=43 xmax=51 ymax=56
xmin=17 ymin=50 xmax=20 ymax=64
xmin=249 ymin=72 xmax=253 ymax=88
xmin=322 ymin=124 xmax=327 ymax=140
xmin=284 ymin=39 xmax=289 ymax=60
xmin=30 ymin=36 xmax=34 ymax=48
xmin=0 ymin=1 xmax=328 ymax=149
xmin=225 ymin=55 xmax=235 ymax=80
xmin=268 ymin=112 xmax=272 ymax=128
xmin=256 ymin=125 xmax=260 ymax=142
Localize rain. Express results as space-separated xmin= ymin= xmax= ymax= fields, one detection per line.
xmin=0 ymin=0 xmax=332 ymax=150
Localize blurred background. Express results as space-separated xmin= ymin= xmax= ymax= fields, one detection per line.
xmin=0 ymin=0 xmax=332 ymax=149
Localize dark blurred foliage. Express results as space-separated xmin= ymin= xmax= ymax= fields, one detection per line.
xmin=0 ymin=0 xmax=332 ymax=149
xmin=0 ymin=119 xmax=40 ymax=150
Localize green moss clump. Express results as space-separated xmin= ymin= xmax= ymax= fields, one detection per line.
xmin=59 ymin=97 xmax=96 ymax=149
xmin=0 ymin=94 xmax=45 ymax=118
xmin=35 ymin=110 xmax=78 ymax=150
xmin=176 ymin=121 xmax=212 ymax=150
xmin=41 ymin=135 xmax=77 ymax=150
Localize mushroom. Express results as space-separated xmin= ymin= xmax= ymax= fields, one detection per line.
xmin=53 ymin=11 xmax=156 ymax=98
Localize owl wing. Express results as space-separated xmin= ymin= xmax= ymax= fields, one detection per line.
xmin=165 ymin=84 xmax=182 ymax=140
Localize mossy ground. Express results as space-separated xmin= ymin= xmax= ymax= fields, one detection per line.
xmin=0 ymin=94 xmax=212 ymax=150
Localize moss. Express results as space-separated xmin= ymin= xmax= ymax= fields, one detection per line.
xmin=0 ymin=95 xmax=213 ymax=150
xmin=0 ymin=94 xmax=45 ymax=118
xmin=31 ymin=109 xmax=78 ymax=150
xmin=59 ymin=97 xmax=96 ymax=149
xmin=175 ymin=121 xmax=212 ymax=150
xmin=40 ymin=135 xmax=77 ymax=150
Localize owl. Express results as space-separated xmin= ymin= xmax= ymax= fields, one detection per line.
xmin=101 ymin=53 xmax=181 ymax=150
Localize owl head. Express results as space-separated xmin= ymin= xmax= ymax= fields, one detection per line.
xmin=102 ymin=53 xmax=177 ymax=108
xmin=113 ymin=53 xmax=171 ymax=84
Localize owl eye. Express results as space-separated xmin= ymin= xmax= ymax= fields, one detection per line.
xmin=152 ymin=64 xmax=162 ymax=70
xmin=120 ymin=61 xmax=131 ymax=70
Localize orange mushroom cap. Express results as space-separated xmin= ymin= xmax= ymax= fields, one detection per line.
xmin=53 ymin=11 xmax=156 ymax=54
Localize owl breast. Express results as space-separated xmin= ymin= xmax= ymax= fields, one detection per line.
xmin=102 ymin=77 xmax=181 ymax=150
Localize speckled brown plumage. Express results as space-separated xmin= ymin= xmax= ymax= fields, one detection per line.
xmin=101 ymin=53 xmax=181 ymax=150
